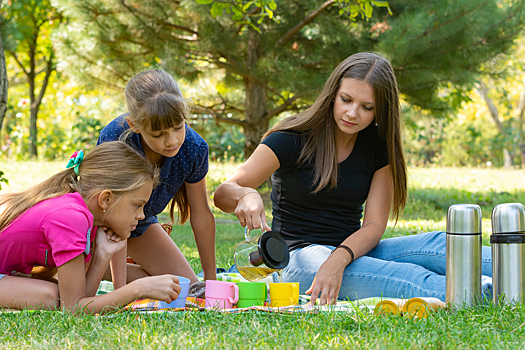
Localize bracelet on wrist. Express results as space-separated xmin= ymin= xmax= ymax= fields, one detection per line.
xmin=331 ymin=245 xmax=355 ymax=264
xmin=238 ymin=189 xmax=260 ymax=201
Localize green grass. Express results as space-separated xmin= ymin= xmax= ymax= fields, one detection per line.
xmin=1 ymin=161 xmax=525 ymax=349
xmin=2 ymin=303 xmax=525 ymax=349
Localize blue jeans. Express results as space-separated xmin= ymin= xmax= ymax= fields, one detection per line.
xmin=278 ymin=231 xmax=493 ymax=301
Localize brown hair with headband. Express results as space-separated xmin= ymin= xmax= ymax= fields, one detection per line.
xmin=0 ymin=141 xmax=159 ymax=231
xmin=120 ymin=69 xmax=191 ymax=224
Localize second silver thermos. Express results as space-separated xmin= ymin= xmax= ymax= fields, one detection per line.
xmin=446 ymin=204 xmax=482 ymax=305
xmin=491 ymin=203 xmax=525 ymax=304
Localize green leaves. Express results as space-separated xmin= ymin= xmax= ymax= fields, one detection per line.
xmin=195 ymin=0 xmax=283 ymax=31
xmin=372 ymin=1 xmax=393 ymax=15
xmin=210 ymin=2 xmax=225 ymax=18
xmin=364 ymin=2 xmax=373 ymax=18
xmin=334 ymin=0 xmax=392 ymax=21
xmin=0 ymin=170 xmax=8 ymax=190
xmin=196 ymin=0 xmax=391 ymax=31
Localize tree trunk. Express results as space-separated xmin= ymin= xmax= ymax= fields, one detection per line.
xmin=29 ymin=105 xmax=38 ymax=157
xmin=518 ymin=75 xmax=525 ymax=168
xmin=28 ymin=34 xmax=37 ymax=158
xmin=478 ymin=81 xmax=512 ymax=168
xmin=0 ymin=0 xmax=8 ymax=135
xmin=28 ymin=51 xmax=54 ymax=158
xmin=243 ymin=28 xmax=268 ymax=159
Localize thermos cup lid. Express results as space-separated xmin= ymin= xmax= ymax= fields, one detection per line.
xmin=249 ymin=230 xmax=290 ymax=269
xmin=491 ymin=203 xmax=525 ymax=234
xmin=446 ymin=204 xmax=482 ymax=234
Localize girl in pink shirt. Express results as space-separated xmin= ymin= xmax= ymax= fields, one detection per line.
xmin=0 ymin=141 xmax=182 ymax=314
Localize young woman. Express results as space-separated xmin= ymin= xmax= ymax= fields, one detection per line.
xmin=214 ymin=52 xmax=493 ymax=305
xmin=97 ymin=69 xmax=216 ymax=287
xmin=0 ymin=141 xmax=182 ymax=314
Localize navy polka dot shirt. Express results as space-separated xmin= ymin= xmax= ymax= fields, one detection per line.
xmin=97 ymin=115 xmax=209 ymax=237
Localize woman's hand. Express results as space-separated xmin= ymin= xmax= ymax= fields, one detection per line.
xmin=213 ymin=144 xmax=280 ymax=230
xmin=132 ymin=275 xmax=182 ymax=303
xmin=235 ymin=191 xmax=270 ymax=231
xmin=305 ymin=250 xmax=350 ymax=305
xmin=95 ymin=226 xmax=126 ymax=259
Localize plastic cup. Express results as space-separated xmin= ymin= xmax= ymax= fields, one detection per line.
xmin=236 ymin=282 xmax=267 ymax=308
xmin=205 ymin=280 xmax=239 ymax=309
xmin=269 ymin=282 xmax=299 ymax=307
xmin=158 ymin=276 xmax=191 ymax=309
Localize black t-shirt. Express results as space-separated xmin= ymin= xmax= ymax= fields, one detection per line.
xmin=261 ymin=124 xmax=389 ymax=251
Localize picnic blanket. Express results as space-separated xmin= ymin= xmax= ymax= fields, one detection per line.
xmin=121 ymin=295 xmax=449 ymax=318
xmin=122 ymin=296 xmax=375 ymax=314
xmin=97 ymin=272 xmax=446 ymax=317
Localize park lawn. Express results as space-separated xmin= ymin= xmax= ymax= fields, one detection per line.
xmin=2 ymin=303 xmax=525 ymax=349
xmin=0 ymin=161 xmax=525 ymax=349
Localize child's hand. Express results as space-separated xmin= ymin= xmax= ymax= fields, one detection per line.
xmin=95 ymin=226 xmax=127 ymax=258
xmin=133 ymin=275 xmax=182 ymax=303
xmin=102 ymin=226 xmax=122 ymax=243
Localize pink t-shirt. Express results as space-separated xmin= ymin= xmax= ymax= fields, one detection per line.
xmin=0 ymin=192 xmax=95 ymax=275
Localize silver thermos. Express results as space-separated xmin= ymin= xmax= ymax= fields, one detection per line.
xmin=491 ymin=203 xmax=525 ymax=304
xmin=446 ymin=204 xmax=482 ymax=305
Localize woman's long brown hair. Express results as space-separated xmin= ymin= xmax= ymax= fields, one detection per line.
xmin=264 ymin=52 xmax=407 ymax=221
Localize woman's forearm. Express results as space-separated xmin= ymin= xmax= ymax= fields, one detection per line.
xmin=214 ymin=144 xmax=280 ymax=213
xmin=340 ymin=221 xmax=386 ymax=261
xmin=214 ymin=182 xmax=256 ymax=213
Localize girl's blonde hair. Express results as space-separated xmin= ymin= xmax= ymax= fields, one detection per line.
xmin=121 ymin=69 xmax=191 ymax=224
xmin=0 ymin=141 xmax=159 ymax=231
xmin=264 ymin=52 xmax=407 ymax=221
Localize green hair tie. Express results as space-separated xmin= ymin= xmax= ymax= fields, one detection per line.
xmin=66 ymin=150 xmax=85 ymax=175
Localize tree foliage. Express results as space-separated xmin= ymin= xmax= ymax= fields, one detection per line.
xmin=380 ymin=0 xmax=525 ymax=112
xmin=195 ymin=0 xmax=392 ymax=29
xmin=55 ymin=0 xmax=525 ymax=158
xmin=404 ymin=37 xmax=525 ymax=168
xmin=1 ymin=0 xmax=65 ymax=157
xmin=55 ymin=0 xmax=394 ymax=157
xmin=2 ymin=64 xmax=123 ymax=160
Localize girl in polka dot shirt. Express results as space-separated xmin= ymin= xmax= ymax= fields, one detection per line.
xmin=97 ymin=69 xmax=216 ymax=288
